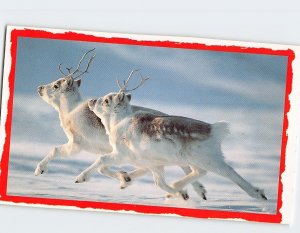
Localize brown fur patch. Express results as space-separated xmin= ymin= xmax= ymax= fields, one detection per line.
xmin=82 ymin=103 xmax=104 ymax=129
xmin=131 ymin=113 xmax=211 ymax=141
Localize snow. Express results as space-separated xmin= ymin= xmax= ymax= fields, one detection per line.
xmin=7 ymin=143 xmax=276 ymax=213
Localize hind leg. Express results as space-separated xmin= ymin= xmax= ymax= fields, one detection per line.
xmin=176 ymin=166 xmax=207 ymax=200
xmin=154 ymin=166 xmax=202 ymax=200
xmin=151 ymin=166 xmax=193 ymax=200
xmin=170 ymin=165 xmax=202 ymax=191
xmin=203 ymin=160 xmax=267 ymax=200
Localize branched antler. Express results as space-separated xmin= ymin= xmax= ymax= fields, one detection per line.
xmin=66 ymin=67 xmax=73 ymax=74
xmin=116 ymin=69 xmax=150 ymax=93
xmin=73 ymin=53 xmax=96 ymax=80
xmin=57 ymin=48 xmax=96 ymax=80
xmin=58 ymin=63 xmax=67 ymax=76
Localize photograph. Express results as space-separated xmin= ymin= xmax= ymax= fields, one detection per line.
xmin=0 ymin=26 xmax=298 ymax=223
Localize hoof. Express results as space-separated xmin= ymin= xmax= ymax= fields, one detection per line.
xmin=165 ymin=193 xmax=173 ymax=198
xmin=193 ymin=183 xmax=207 ymax=200
xmin=254 ymin=188 xmax=268 ymax=201
xmin=261 ymin=193 xmax=267 ymax=200
xmin=124 ymin=176 xmax=131 ymax=182
xmin=166 ymin=190 xmax=189 ymax=200
xmin=34 ymin=164 xmax=47 ymax=176
xmin=75 ymin=173 xmax=88 ymax=183
xmin=180 ymin=190 xmax=189 ymax=200
xmin=118 ymin=171 xmax=132 ymax=189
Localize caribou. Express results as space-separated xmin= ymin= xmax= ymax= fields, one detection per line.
xmin=87 ymin=74 xmax=268 ymax=201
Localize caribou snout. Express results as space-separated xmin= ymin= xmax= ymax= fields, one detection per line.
xmin=37 ymin=85 xmax=44 ymax=96
xmin=88 ymin=99 xmax=97 ymax=110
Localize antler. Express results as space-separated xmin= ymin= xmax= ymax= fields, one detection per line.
xmin=72 ymin=48 xmax=96 ymax=80
xmin=66 ymin=67 xmax=73 ymax=74
xmin=116 ymin=69 xmax=150 ymax=93
xmin=58 ymin=63 xmax=67 ymax=76
xmin=57 ymin=48 xmax=96 ymax=79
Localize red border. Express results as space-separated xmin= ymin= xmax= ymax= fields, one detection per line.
xmin=0 ymin=28 xmax=295 ymax=223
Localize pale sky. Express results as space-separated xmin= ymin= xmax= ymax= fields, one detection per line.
xmin=14 ymin=37 xmax=288 ymax=109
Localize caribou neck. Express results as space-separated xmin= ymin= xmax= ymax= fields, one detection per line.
xmin=105 ymin=106 xmax=133 ymax=134
xmin=58 ymin=92 xmax=82 ymax=120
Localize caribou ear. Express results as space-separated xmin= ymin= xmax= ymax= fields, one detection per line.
xmin=75 ymin=79 xmax=81 ymax=87
xmin=126 ymin=93 xmax=131 ymax=102
xmin=117 ymin=92 xmax=125 ymax=103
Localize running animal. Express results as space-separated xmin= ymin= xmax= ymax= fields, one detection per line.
xmin=87 ymin=76 xmax=268 ymax=201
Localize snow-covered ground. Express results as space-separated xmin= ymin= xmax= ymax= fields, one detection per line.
xmin=6 ymin=95 xmax=281 ymax=214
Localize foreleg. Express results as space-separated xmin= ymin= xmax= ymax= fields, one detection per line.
xmin=75 ymin=154 xmax=139 ymax=189
xmin=75 ymin=157 xmax=101 ymax=183
xmin=119 ymin=168 xmax=148 ymax=189
xmin=35 ymin=142 xmax=80 ymax=176
xmin=75 ymin=157 xmax=147 ymax=189
xmin=75 ymin=156 xmax=147 ymax=189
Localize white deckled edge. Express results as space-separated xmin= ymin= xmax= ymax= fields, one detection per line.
xmin=0 ymin=200 xmax=181 ymax=218
xmin=0 ymin=26 xmax=299 ymax=223
xmin=6 ymin=25 xmax=297 ymax=50
xmin=0 ymin=26 xmax=13 ymax=163
xmin=280 ymin=46 xmax=300 ymax=224
xmin=0 ymin=200 xmax=249 ymax=223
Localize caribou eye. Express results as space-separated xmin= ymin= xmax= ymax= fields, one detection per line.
xmin=53 ymin=84 xmax=59 ymax=89
xmin=105 ymin=99 xmax=109 ymax=104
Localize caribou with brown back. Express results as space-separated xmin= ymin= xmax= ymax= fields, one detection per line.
xmin=87 ymin=73 xmax=268 ymax=200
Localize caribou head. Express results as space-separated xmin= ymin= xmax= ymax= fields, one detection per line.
xmin=88 ymin=69 xmax=149 ymax=115
xmin=37 ymin=49 xmax=96 ymax=107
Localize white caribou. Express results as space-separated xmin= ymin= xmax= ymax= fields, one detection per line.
xmin=87 ymin=75 xmax=268 ymax=201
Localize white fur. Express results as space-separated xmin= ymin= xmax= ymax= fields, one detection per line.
xmin=88 ymin=92 xmax=267 ymax=200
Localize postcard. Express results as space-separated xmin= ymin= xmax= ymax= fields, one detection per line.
xmin=0 ymin=26 xmax=299 ymax=223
